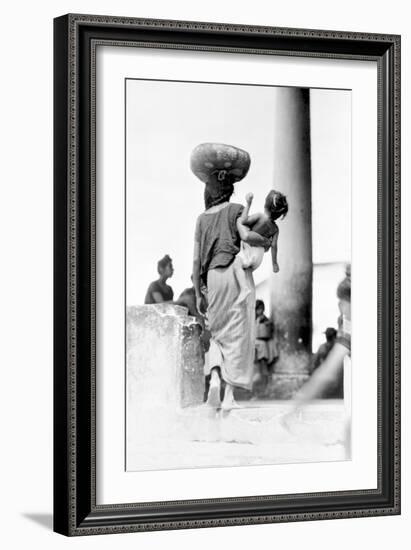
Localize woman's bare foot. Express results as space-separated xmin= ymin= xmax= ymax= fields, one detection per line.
xmin=206 ymin=368 xmax=221 ymax=408
xmin=221 ymin=383 xmax=240 ymax=411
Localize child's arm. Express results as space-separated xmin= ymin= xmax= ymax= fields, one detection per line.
xmin=237 ymin=193 xmax=254 ymax=241
xmin=241 ymin=213 xmax=261 ymax=227
xmin=237 ymin=193 xmax=272 ymax=249
xmin=271 ymin=228 xmax=279 ymax=272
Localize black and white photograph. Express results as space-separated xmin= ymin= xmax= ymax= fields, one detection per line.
xmin=0 ymin=0 xmax=405 ymax=543
xmin=125 ymin=78 xmax=352 ymax=472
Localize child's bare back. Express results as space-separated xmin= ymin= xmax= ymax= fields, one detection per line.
xmin=237 ymin=191 xmax=288 ymax=273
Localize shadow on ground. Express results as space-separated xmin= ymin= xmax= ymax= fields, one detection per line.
xmin=23 ymin=513 xmax=53 ymax=531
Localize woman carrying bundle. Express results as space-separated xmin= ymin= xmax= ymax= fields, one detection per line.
xmin=191 ymin=143 xmax=271 ymax=411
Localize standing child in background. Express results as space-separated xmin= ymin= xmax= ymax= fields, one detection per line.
xmin=254 ymin=299 xmax=278 ymax=397
xmin=237 ymin=190 xmax=288 ymax=273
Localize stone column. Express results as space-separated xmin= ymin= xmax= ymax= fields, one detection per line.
xmin=270 ymin=88 xmax=313 ymax=379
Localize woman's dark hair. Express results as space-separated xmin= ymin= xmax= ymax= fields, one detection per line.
xmin=204 ymin=171 xmax=235 ymax=209
xmin=255 ymin=299 xmax=265 ymax=311
xmin=157 ymin=254 xmax=172 ymax=275
xmin=264 ymin=190 xmax=288 ymax=221
xmin=336 ymin=264 xmax=351 ymax=302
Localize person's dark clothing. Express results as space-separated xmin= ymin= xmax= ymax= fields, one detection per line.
xmin=176 ymin=287 xmax=198 ymax=318
xmin=311 ymin=337 xmax=343 ymax=398
xmin=255 ymin=314 xmax=274 ymax=341
xmin=195 ymin=203 xmax=244 ymax=285
xmin=144 ymin=280 xmax=174 ymax=304
xmin=311 ymin=341 xmax=334 ymax=372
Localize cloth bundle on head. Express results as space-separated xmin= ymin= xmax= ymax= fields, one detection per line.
xmin=190 ymin=143 xmax=251 ymax=208
xmin=190 ymin=142 xmax=251 ymax=184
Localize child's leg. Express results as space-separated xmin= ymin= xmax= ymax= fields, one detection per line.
xmin=250 ymin=247 xmax=265 ymax=271
xmin=238 ymin=242 xmax=253 ymax=269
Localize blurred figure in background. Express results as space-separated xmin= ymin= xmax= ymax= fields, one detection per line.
xmin=282 ymin=265 xmax=352 ymax=456
xmin=176 ymin=279 xmax=200 ymax=319
xmin=144 ymin=255 xmax=174 ymax=304
xmin=176 ymin=278 xmax=211 ymax=359
xmin=311 ymin=327 xmax=337 ymax=373
xmin=176 ymin=276 xmax=208 ymax=323
xmin=311 ymin=327 xmax=343 ymax=399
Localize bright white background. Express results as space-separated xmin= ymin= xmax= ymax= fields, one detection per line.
xmin=126 ymin=81 xmax=351 ymax=304
xmin=0 ymin=0 xmax=408 ymax=549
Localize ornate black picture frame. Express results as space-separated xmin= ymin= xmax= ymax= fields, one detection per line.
xmin=53 ymin=14 xmax=400 ymax=536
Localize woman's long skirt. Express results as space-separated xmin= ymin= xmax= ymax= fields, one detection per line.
xmin=204 ymin=256 xmax=256 ymax=390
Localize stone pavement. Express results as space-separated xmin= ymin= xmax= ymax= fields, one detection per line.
xmin=126 ymin=399 xmax=348 ymax=472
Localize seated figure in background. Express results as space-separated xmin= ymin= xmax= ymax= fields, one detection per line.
xmin=144 ymin=254 xmax=174 ymax=304
xmin=311 ymin=327 xmax=337 ymax=373
xmin=311 ymin=327 xmax=343 ymax=398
